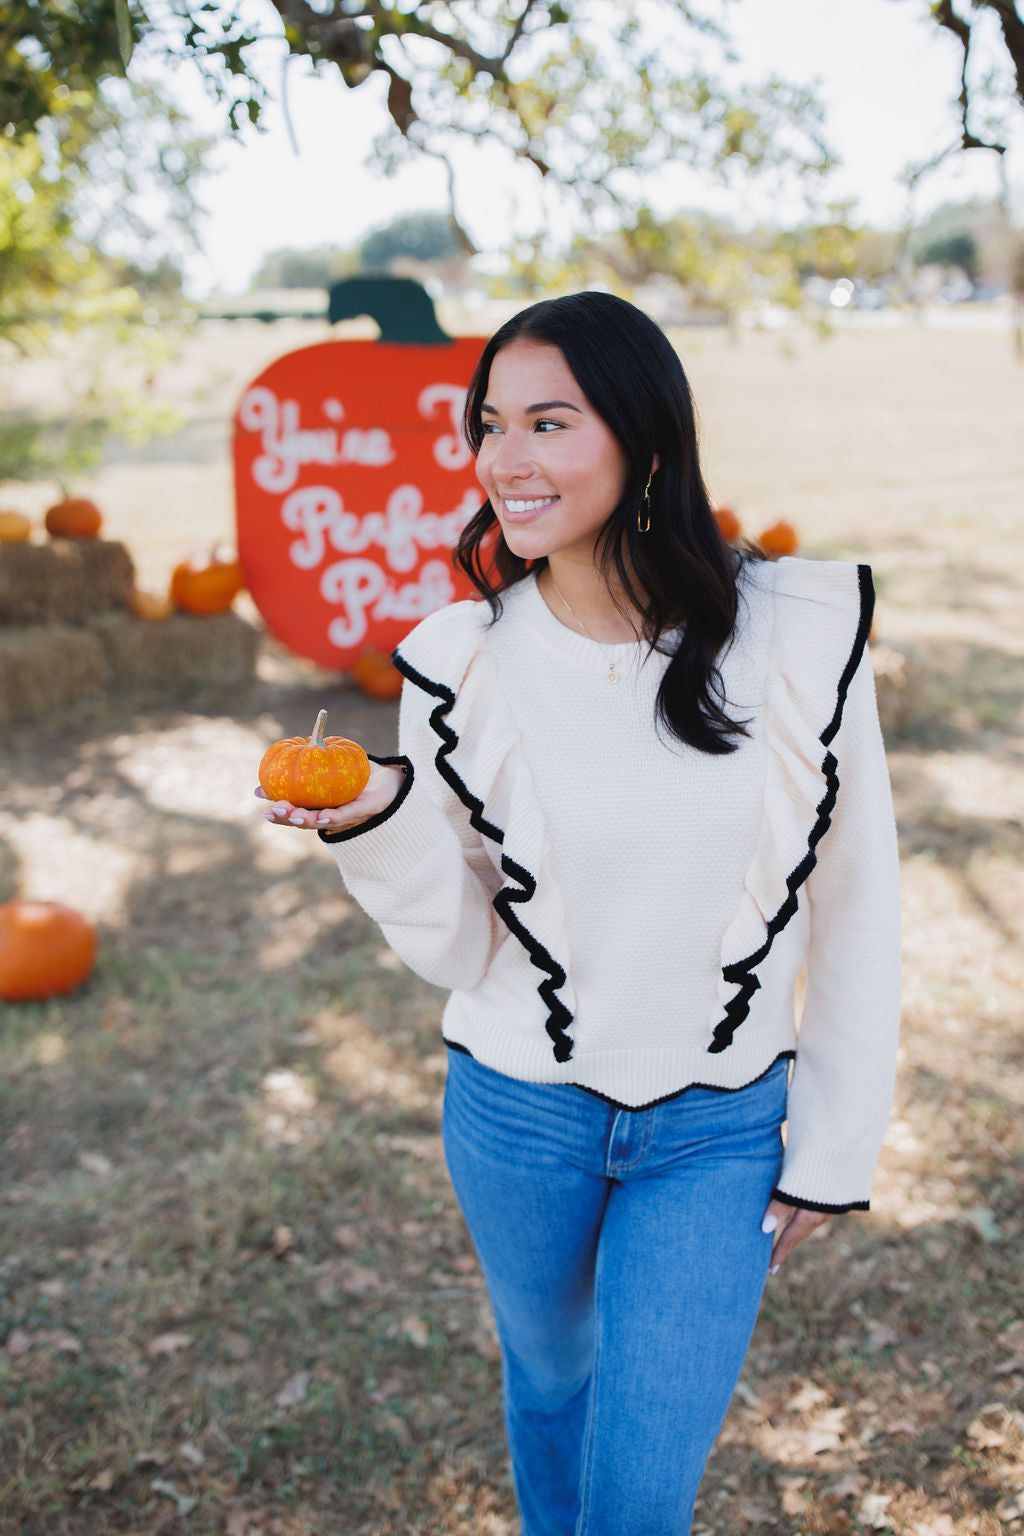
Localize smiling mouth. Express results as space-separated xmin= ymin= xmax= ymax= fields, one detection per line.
xmin=501 ymin=495 xmax=559 ymax=517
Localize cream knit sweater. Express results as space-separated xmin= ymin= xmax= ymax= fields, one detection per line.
xmin=322 ymin=557 xmax=901 ymax=1213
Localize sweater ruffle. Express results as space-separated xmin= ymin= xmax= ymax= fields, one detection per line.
xmin=708 ymin=558 xmax=874 ymax=1052
xmin=394 ymin=599 xmax=580 ymax=1061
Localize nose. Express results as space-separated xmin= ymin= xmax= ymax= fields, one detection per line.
xmin=489 ymin=427 xmax=535 ymax=483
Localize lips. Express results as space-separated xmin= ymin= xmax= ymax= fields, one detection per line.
xmin=500 ymin=494 xmax=559 ymax=523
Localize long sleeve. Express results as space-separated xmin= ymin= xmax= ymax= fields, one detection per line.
xmin=774 ymin=647 xmax=902 ymax=1211
xmin=320 ymin=676 xmax=504 ymax=991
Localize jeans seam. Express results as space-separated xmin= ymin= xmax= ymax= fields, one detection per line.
xmin=606 ymin=1105 xmax=657 ymax=1175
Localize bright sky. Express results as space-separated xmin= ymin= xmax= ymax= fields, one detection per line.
xmin=176 ymin=0 xmax=1023 ymax=298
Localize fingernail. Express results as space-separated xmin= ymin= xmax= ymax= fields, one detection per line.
xmin=263 ymin=812 xmax=277 ymax=822
xmin=769 ymin=1264 xmax=780 ymax=1276
xmin=288 ymin=813 xmax=304 ymax=825
xmin=761 ymin=1214 xmax=779 ymax=1234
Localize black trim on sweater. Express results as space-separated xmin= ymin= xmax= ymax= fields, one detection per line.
xmin=707 ymin=565 xmax=875 ymax=1054
xmin=771 ymin=1187 xmax=870 ymax=1214
xmin=444 ymin=1039 xmax=795 ymax=1110
xmin=317 ymin=753 xmax=414 ymax=844
xmin=393 ymin=649 xmax=576 ymax=1062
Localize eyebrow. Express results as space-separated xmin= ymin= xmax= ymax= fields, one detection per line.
xmin=480 ymin=399 xmax=583 ymax=415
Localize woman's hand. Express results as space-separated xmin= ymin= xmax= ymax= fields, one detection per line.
xmin=761 ymin=1198 xmax=834 ymax=1274
xmin=254 ymin=763 xmax=405 ymax=833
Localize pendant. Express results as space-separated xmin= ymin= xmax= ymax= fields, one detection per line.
xmin=606 ymin=668 xmax=620 ymax=684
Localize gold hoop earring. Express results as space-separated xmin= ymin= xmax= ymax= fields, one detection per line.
xmin=637 ymin=474 xmax=653 ymax=534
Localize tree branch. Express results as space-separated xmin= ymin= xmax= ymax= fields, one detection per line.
xmin=930 ymin=0 xmax=1008 ymax=154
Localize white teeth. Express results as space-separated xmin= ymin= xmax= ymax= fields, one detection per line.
xmin=505 ymin=497 xmax=556 ymax=512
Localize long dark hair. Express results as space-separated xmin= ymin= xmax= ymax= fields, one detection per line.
xmin=455 ymin=291 xmax=749 ymax=754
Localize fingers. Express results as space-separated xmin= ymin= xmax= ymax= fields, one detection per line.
xmin=761 ymin=1199 xmax=834 ymax=1273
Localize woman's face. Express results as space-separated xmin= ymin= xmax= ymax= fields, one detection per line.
xmin=475 ymin=339 xmax=629 ymax=569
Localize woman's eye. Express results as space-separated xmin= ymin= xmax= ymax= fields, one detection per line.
xmin=534 ymin=418 xmax=563 ymax=432
xmin=480 ymin=422 xmax=502 ymax=435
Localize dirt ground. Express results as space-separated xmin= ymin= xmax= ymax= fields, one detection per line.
xmin=0 ymin=316 xmax=1022 ymax=1536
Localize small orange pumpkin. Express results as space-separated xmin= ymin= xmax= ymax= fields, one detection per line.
xmin=0 ymin=509 xmax=32 ymax=543
xmin=758 ymin=521 xmax=799 ymax=559
xmin=351 ymin=648 xmax=404 ymax=701
xmin=259 ymin=709 xmax=371 ymax=809
xmin=44 ymin=496 xmax=103 ymax=539
xmin=128 ymin=587 xmax=175 ymax=622
xmin=0 ymin=900 xmax=97 ymax=1001
xmin=713 ymin=506 xmax=742 ymax=543
xmin=170 ymin=551 xmax=244 ymax=615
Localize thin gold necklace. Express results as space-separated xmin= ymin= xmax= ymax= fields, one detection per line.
xmin=546 ymin=571 xmax=638 ymax=686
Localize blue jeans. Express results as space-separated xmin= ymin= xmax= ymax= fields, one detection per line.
xmin=441 ymin=1048 xmax=788 ymax=1536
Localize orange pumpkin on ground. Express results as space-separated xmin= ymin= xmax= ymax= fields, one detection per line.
xmin=0 ymin=900 xmax=97 ymax=1001
xmin=758 ymin=521 xmax=799 ymax=558
xmin=713 ymin=506 xmax=742 ymax=543
xmin=170 ymin=551 xmax=244 ymax=615
xmin=128 ymin=587 xmax=175 ymax=622
xmin=44 ymin=496 xmax=103 ymax=539
xmin=351 ymin=648 xmax=404 ymax=701
xmin=0 ymin=510 xmax=32 ymax=543
xmin=259 ymin=709 xmax=371 ymax=809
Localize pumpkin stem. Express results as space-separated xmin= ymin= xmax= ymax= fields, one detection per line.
xmin=311 ymin=708 xmax=328 ymax=748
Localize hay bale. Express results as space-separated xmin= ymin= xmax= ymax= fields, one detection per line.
xmin=0 ymin=624 xmax=110 ymax=723
xmin=0 ymin=540 xmax=135 ymax=625
xmin=87 ymin=610 xmax=260 ymax=696
xmin=872 ymin=643 xmax=925 ymax=736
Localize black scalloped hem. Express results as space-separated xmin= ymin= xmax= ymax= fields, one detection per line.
xmin=393 ymin=649 xmax=576 ymax=1062
xmin=317 ymin=753 xmax=414 ymax=844
xmin=443 ymin=1039 xmax=795 ymax=1111
xmin=770 ymin=1186 xmax=870 ymax=1214
xmin=708 ymin=563 xmax=876 ymax=1055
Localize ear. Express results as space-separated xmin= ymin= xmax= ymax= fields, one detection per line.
xmin=650 ymin=453 xmax=660 ymax=476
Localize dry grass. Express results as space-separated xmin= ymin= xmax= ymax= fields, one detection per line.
xmin=0 ymin=318 xmax=1021 ymax=1536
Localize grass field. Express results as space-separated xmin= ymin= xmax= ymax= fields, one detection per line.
xmin=1 ymin=316 xmax=1022 ymax=1535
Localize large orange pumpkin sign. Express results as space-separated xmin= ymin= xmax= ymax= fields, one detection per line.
xmin=233 ymin=279 xmax=484 ymax=670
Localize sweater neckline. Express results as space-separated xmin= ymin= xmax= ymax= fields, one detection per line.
xmin=516 ymin=573 xmax=650 ymax=678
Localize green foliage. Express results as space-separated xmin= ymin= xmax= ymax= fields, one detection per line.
xmin=360 ymin=212 xmax=463 ymax=270
xmin=251 ymin=244 xmax=359 ymax=290
xmin=0 ymin=81 xmax=207 ymax=484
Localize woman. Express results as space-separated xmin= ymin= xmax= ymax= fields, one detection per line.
xmin=257 ymin=292 xmax=901 ymax=1535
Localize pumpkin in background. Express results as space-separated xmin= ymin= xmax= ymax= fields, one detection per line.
xmin=758 ymin=521 xmax=799 ymax=559
xmin=170 ymin=551 xmax=244 ymax=615
xmin=0 ymin=510 xmax=32 ymax=543
xmin=0 ymin=900 xmax=97 ymax=1001
xmin=128 ymin=587 xmax=175 ymax=622
xmin=259 ymin=709 xmax=371 ymax=809
xmin=351 ymin=648 xmax=404 ymax=701
xmin=713 ymin=506 xmax=742 ymax=543
xmin=44 ymin=496 xmax=103 ymax=540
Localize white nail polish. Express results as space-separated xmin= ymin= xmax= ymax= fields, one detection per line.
xmin=761 ymin=1214 xmax=779 ymax=1235
xmin=769 ymin=1264 xmax=780 ymax=1276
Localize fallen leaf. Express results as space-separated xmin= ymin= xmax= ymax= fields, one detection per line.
xmin=804 ymin=1407 xmax=849 ymax=1455
xmin=272 ymin=1225 xmax=295 ymax=1258
xmin=78 ymin=1150 xmax=114 ymax=1177
xmin=911 ymin=1515 xmax=956 ymax=1536
xmin=340 ymin=1264 xmax=383 ymax=1297
xmin=274 ymin=1369 xmax=310 ymax=1408
xmin=178 ymin=1440 xmax=204 ymax=1467
xmin=134 ymin=1449 xmax=171 ymax=1468
xmin=788 ymin=1382 xmax=830 ymax=1413
xmin=859 ymin=1492 xmax=893 ymax=1528
xmin=6 ymin=1328 xmax=32 ymax=1357
xmin=146 ymin=1331 xmax=194 ymax=1359
xmin=962 ymin=1206 xmax=1001 ymax=1243
xmin=151 ymin=1478 xmax=198 ymax=1517
xmin=332 ymin=1224 xmax=361 ymax=1250
xmin=829 ymin=1472 xmax=867 ymax=1500
xmin=88 ymin=1468 xmax=118 ymax=1491
xmin=397 ymin=1313 xmax=430 ymax=1348
xmin=866 ymin=1322 xmax=902 ymax=1351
